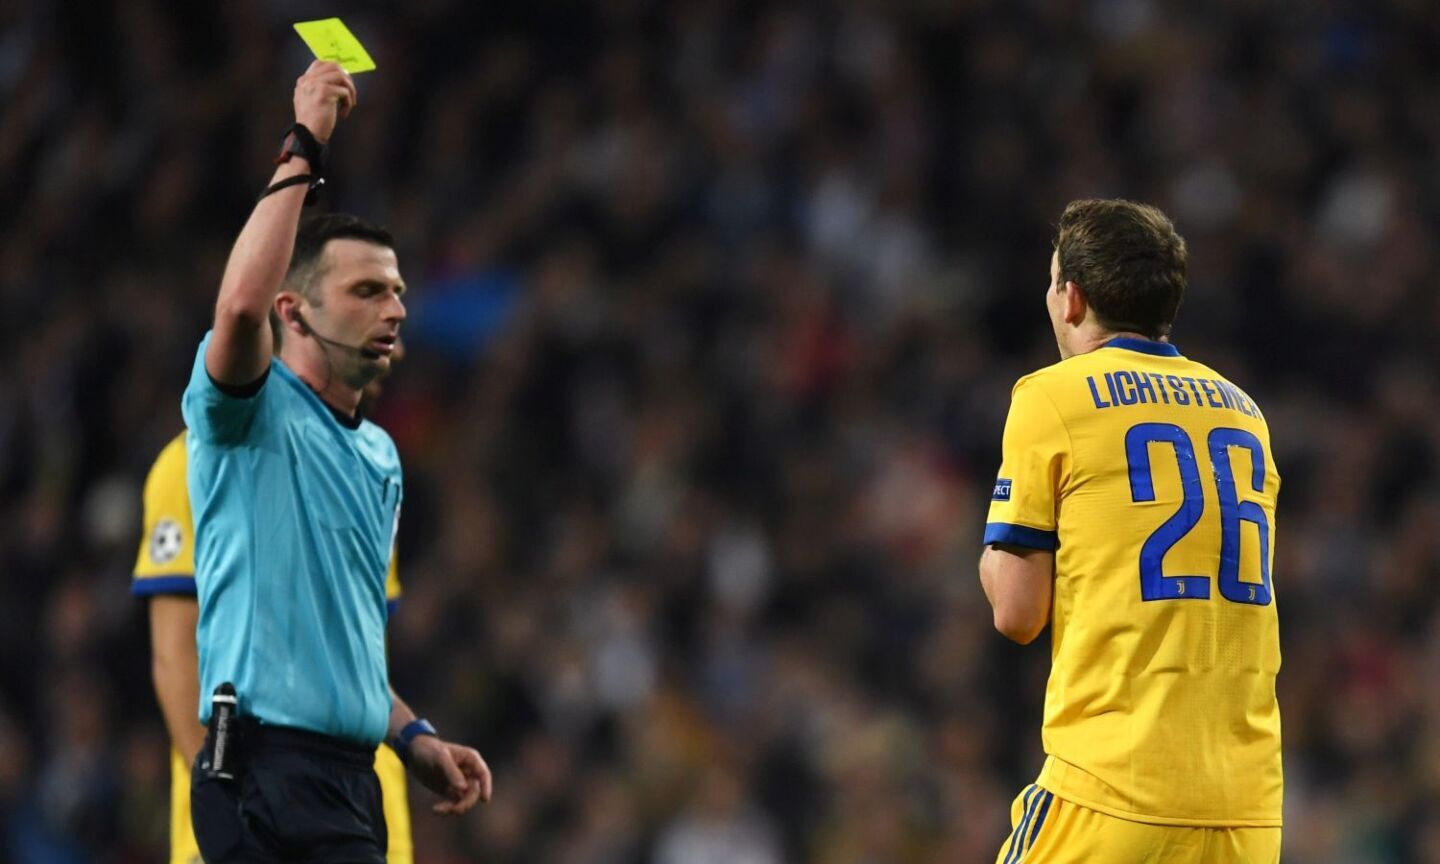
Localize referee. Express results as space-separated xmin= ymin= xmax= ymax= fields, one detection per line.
xmin=182 ymin=61 xmax=491 ymax=863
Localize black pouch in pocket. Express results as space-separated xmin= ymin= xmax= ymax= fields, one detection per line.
xmin=199 ymin=683 xmax=245 ymax=781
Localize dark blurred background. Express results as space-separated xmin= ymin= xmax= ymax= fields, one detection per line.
xmin=3 ymin=1 xmax=1439 ymax=861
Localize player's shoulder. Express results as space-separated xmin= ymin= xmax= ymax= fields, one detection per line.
xmin=135 ymin=429 xmax=196 ymax=584
xmin=1179 ymin=354 xmax=1243 ymax=387
xmin=1175 ymin=355 xmax=1268 ymax=420
xmin=1008 ymin=353 xmax=1090 ymax=405
xmin=1012 ymin=357 xmax=1072 ymax=390
xmin=145 ymin=431 xmax=190 ymax=492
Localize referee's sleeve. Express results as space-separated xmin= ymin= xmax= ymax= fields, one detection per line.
xmin=181 ymin=331 xmax=267 ymax=445
xmin=984 ymin=377 xmax=1070 ymax=551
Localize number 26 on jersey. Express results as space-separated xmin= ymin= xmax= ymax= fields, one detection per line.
xmin=1125 ymin=423 xmax=1272 ymax=605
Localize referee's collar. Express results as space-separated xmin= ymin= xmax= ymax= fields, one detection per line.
xmin=274 ymin=357 xmax=365 ymax=429
xmin=324 ymin=401 xmax=364 ymax=430
xmin=1102 ymin=336 xmax=1181 ymax=357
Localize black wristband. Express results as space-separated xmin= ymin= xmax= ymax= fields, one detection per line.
xmin=275 ymin=122 xmax=328 ymax=175
xmin=257 ymin=173 xmax=325 ymax=206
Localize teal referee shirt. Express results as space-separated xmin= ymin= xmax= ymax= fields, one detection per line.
xmin=182 ymin=332 xmax=401 ymax=745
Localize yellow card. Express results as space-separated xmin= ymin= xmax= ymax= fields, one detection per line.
xmin=293 ymin=18 xmax=376 ymax=73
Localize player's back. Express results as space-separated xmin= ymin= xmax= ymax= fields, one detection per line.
xmin=1004 ymin=338 xmax=1281 ymax=826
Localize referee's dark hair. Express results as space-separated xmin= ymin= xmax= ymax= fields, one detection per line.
xmin=1055 ymin=199 xmax=1188 ymax=340
xmin=270 ymin=213 xmax=395 ymax=344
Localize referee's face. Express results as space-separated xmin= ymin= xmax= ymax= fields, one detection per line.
xmin=312 ymin=238 xmax=407 ymax=384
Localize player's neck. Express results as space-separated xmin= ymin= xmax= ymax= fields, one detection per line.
xmin=1066 ymin=326 xmax=1160 ymax=358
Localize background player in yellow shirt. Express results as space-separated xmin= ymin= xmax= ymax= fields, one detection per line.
xmin=133 ymin=350 xmax=414 ymax=864
xmin=980 ymin=200 xmax=1281 ymax=863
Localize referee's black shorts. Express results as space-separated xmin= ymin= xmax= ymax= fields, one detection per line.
xmin=191 ymin=724 xmax=387 ymax=864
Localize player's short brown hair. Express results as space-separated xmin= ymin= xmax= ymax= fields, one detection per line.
xmin=1055 ymin=199 xmax=1187 ymax=340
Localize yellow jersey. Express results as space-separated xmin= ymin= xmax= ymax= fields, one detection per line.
xmin=134 ymin=432 xmax=413 ymax=863
xmin=985 ymin=338 xmax=1282 ymax=827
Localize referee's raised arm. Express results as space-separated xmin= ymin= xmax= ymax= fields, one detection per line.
xmin=205 ymin=61 xmax=357 ymax=388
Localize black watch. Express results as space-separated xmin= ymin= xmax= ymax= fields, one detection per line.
xmin=275 ymin=123 xmax=328 ymax=174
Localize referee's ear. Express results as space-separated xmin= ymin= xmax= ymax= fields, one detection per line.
xmin=268 ymin=308 xmax=284 ymax=351
xmin=274 ymin=293 xmax=308 ymax=343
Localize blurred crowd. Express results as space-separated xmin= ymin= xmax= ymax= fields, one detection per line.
xmin=3 ymin=1 xmax=1440 ymax=861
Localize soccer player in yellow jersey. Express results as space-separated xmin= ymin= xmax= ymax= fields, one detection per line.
xmin=981 ymin=199 xmax=1281 ymax=863
xmin=133 ymin=356 xmax=414 ymax=864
